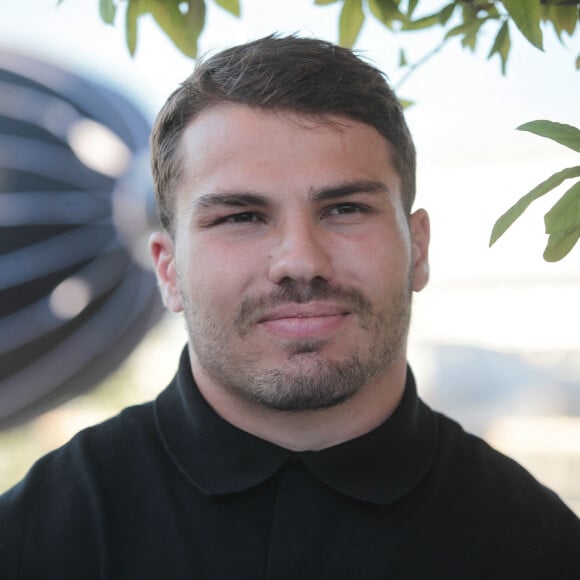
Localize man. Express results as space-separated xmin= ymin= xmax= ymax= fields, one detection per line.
xmin=1 ymin=35 xmax=579 ymax=579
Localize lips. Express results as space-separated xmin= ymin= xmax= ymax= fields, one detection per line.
xmin=259 ymin=302 xmax=349 ymax=321
xmin=257 ymin=302 xmax=350 ymax=339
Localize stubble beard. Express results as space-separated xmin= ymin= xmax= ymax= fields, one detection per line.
xmin=182 ymin=277 xmax=412 ymax=412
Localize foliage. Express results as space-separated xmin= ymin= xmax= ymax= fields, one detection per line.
xmin=490 ymin=121 xmax=580 ymax=261
xmin=82 ymin=0 xmax=240 ymax=58
xmin=325 ymin=0 xmax=580 ymax=77
xmin=68 ymin=1 xmax=580 ymax=70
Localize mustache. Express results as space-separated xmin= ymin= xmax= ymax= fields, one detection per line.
xmin=234 ymin=279 xmax=372 ymax=335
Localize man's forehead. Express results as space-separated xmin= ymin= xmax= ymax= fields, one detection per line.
xmin=179 ymin=103 xmax=394 ymax=160
xmin=173 ymin=103 xmax=401 ymax=207
xmin=180 ymin=103 xmax=392 ymax=150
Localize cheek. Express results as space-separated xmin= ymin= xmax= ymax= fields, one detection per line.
xmin=340 ymin=227 xmax=411 ymax=286
xmin=179 ymin=241 xmax=265 ymax=310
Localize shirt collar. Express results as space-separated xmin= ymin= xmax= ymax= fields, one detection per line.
xmin=154 ymin=348 xmax=438 ymax=505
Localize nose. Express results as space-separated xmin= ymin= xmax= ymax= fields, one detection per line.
xmin=268 ymin=216 xmax=334 ymax=285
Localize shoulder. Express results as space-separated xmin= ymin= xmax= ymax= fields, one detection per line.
xmin=0 ymin=400 xmax=159 ymax=577
xmin=429 ymin=411 xmax=580 ymax=572
xmin=432 ymin=411 xmax=565 ymax=503
xmin=0 ymin=398 xmax=159 ymax=506
xmin=431 ymin=410 xmax=576 ymax=516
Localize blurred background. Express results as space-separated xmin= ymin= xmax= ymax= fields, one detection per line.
xmin=0 ymin=0 xmax=579 ymax=514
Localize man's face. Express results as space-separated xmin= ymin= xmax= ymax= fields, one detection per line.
xmin=151 ymin=104 xmax=429 ymax=411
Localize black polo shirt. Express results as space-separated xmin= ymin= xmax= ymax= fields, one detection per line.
xmin=1 ymin=348 xmax=579 ymax=579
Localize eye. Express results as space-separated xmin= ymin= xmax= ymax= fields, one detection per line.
xmin=220 ymin=211 xmax=264 ymax=224
xmin=325 ymin=203 xmax=368 ymax=216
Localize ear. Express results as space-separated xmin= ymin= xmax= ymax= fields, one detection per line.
xmin=409 ymin=208 xmax=430 ymax=292
xmin=149 ymin=231 xmax=183 ymax=313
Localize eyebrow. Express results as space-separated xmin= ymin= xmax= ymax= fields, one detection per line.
xmin=309 ymin=180 xmax=391 ymax=202
xmin=192 ymin=192 xmax=271 ymax=213
xmin=191 ymin=180 xmax=390 ymax=213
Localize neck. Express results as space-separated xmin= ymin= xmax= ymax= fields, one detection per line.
xmin=190 ymin=350 xmax=408 ymax=451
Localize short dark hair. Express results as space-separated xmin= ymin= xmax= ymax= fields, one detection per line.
xmin=151 ymin=34 xmax=416 ymax=233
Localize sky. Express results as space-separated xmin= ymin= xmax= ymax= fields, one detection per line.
xmin=1 ymin=0 xmax=579 ymax=353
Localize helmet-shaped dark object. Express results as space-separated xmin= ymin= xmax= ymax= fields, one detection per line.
xmin=0 ymin=50 xmax=163 ymax=429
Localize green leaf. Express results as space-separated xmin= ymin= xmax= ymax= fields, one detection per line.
xmin=401 ymin=12 xmax=441 ymax=31
xmin=407 ymin=0 xmax=419 ymax=19
xmin=489 ymin=165 xmax=580 ymax=246
xmin=182 ymin=0 xmax=206 ymax=57
xmin=213 ymin=0 xmax=240 ymax=17
xmin=125 ymin=0 xmax=139 ymax=56
xmin=544 ymin=229 xmax=580 ymax=261
xmin=445 ymin=17 xmax=486 ymax=40
xmin=544 ymin=181 xmax=580 ymax=235
xmin=315 ymin=0 xmax=341 ymax=4
xmin=576 ymin=53 xmax=580 ymax=70
xmin=438 ymin=3 xmax=456 ymax=26
xmin=399 ymin=48 xmax=407 ymax=67
xmin=517 ymin=120 xmax=580 ymax=153
xmin=487 ymin=20 xmax=511 ymax=75
xmin=99 ymin=0 xmax=116 ymax=24
xmin=398 ymin=98 xmax=414 ymax=109
xmin=502 ymin=0 xmax=543 ymax=50
xmin=542 ymin=4 xmax=577 ymax=39
xmin=149 ymin=0 xmax=206 ymax=58
xmin=339 ymin=0 xmax=365 ymax=47
xmin=368 ymin=0 xmax=405 ymax=29
xmin=461 ymin=32 xmax=477 ymax=51
xmin=461 ymin=24 xmax=483 ymax=52
xmin=484 ymin=5 xmax=501 ymax=20
xmin=461 ymin=3 xmax=477 ymax=23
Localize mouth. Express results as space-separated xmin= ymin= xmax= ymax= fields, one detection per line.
xmin=257 ymin=303 xmax=351 ymax=339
